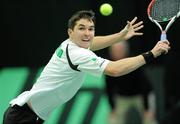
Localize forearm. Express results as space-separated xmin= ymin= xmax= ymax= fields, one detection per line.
xmin=90 ymin=17 xmax=144 ymax=51
xmin=104 ymin=40 xmax=170 ymax=77
xmin=105 ymin=55 xmax=146 ymax=77
xmin=90 ymin=30 xmax=127 ymax=51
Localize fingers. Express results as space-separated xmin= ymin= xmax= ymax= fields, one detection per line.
xmin=123 ymin=17 xmax=144 ymax=39
xmin=134 ymin=25 xmax=144 ymax=31
xmin=151 ymin=40 xmax=171 ymax=57
xmin=158 ymin=40 xmax=171 ymax=54
xmin=132 ymin=20 xmax=144 ymax=35
xmin=134 ymin=32 xmax=143 ymax=36
xmin=158 ymin=40 xmax=170 ymax=47
xmin=133 ymin=21 xmax=143 ymax=28
xmin=130 ymin=17 xmax=138 ymax=25
xmin=127 ymin=17 xmax=144 ymax=31
xmin=159 ymin=44 xmax=169 ymax=54
xmin=161 ymin=40 xmax=170 ymax=45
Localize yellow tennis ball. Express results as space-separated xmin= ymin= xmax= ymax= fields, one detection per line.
xmin=100 ymin=3 xmax=113 ymax=16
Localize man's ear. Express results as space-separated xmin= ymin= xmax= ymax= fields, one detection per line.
xmin=68 ymin=28 xmax=73 ymax=36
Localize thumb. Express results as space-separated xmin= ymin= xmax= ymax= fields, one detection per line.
xmin=126 ymin=21 xmax=131 ymax=29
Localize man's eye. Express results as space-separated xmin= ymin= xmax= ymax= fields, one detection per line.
xmin=89 ymin=28 xmax=95 ymax=31
xmin=79 ymin=27 xmax=85 ymax=30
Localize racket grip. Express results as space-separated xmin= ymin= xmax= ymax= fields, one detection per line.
xmin=160 ymin=32 xmax=167 ymax=40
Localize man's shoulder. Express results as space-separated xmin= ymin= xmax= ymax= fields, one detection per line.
xmin=74 ymin=47 xmax=94 ymax=56
xmin=60 ymin=39 xmax=96 ymax=57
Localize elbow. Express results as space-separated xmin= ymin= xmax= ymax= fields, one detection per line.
xmin=105 ymin=61 xmax=128 ymax=77
xmin=111 ymin=70 xmax=121 ymax=77
xmin=105 ymin=68 xmax=121 ymax=77
xmin=111 ymin=74 xmax=119 ymax=77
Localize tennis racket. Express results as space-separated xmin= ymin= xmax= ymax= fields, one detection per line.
xmin=147 ymin=0 xmax=180 ymax=40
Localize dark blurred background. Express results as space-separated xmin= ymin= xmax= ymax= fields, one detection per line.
xmin=1 ymin=0 xmax=180 ymax=66
xmin=1 ymin=0 xmax=160 ymax=67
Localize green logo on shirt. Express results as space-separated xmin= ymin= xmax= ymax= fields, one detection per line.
xmin=56 ymin=48 xmax=63 ymax=58
xmin=91 ymin=58 xmax=97 ymax=61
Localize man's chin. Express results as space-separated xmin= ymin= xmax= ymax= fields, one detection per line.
xmin=81 ymin=42 xmax=90 ymax=48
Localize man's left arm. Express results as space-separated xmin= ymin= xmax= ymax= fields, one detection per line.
xmin=90 ymin=17 xmax=143 ymax=51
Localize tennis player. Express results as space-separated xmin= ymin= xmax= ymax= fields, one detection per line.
xmin=3 ymin=10 xmax=170 ymax=124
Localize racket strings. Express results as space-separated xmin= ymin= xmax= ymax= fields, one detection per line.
xmin=150 ymin=0 xmax=180 ymax=22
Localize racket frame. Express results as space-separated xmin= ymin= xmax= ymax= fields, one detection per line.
xmin=147 ymin=0 xmax=180 ymax=40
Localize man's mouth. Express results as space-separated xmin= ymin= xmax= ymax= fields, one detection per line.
xmin=82 ymin=39 xmax=90 ymax=42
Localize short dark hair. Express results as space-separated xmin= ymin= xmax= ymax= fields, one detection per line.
xmin=68 ymin=10 xmax=96 ymax=30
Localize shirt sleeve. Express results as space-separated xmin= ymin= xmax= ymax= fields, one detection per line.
xmin=75 ymin=50 xmax=109 ymax=77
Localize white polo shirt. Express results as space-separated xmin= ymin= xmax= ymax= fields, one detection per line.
xmin=10 ymin=39 xmax=109 ymax=120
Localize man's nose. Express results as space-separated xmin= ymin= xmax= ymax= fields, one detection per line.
xmin=84 ymin=30 xmax=90 ymax=35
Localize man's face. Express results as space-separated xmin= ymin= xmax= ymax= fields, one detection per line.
xmin=68 ymin=18 xmax=95 ymax=49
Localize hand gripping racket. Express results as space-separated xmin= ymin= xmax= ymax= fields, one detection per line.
xmin=147 ymin=0 xmax=180 ymax=40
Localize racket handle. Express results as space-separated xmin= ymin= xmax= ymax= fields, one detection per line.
xmin=160 ymin=32 xmax=167 ymax=40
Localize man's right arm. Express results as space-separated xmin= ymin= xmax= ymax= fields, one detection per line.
xmin=104 ymin=55 xmax=145 ymax=77
xmin=104 ymin=40 xmax=170 ymax=77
